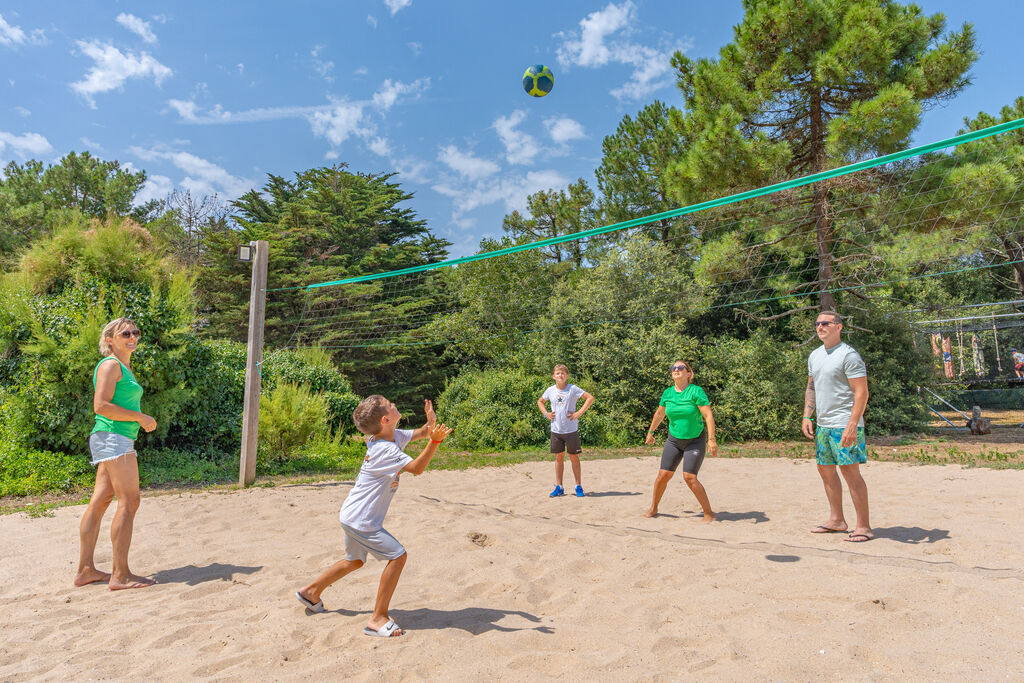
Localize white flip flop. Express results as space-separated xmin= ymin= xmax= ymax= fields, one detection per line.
xmin=363 ymin=619 xmax=402 ymax=637
xmin=295 ymin=591 xmax=326 ymax=613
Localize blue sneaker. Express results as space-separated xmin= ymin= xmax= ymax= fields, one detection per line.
xmin=575 ymin=485 xmax=585 ymax=497
xmin=550 ymin=485 xmax=565 ymax=497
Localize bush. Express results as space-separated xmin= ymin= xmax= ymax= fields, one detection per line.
xmin=258 ymin=382 xmax=329 ymax=463
xmin=437 ymin=368 xmax=636 ymax=451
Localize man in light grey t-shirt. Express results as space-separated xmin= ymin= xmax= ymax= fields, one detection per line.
xmin=801 ymin=310 xmax=873 ymax=543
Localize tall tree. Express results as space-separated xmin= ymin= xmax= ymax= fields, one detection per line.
xmin=197 ymin=164 xmax=452 ymax=406
xmin=502 ymin=179 xmax=598 ymax=268
xmin=0 ymin=152 xmax=159 ymax=261
xmin=669 ymin=0 xmax=977 ymax=312
xmin=595 ymin=100 xmax=689 ymax=242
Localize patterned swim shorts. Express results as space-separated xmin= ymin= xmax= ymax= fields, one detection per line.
xmin=815 ymin=426 xmax=866 ymax=466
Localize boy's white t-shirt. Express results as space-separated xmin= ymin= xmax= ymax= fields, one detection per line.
xmin=542 ymin=383 xmax=586 ymax=434
xmin=339 ymin=428 xmax=414 ymax=531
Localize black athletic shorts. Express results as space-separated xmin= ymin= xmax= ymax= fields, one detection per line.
xmin=550 ymin=431 xmax=582 ymax=455
xmin=660 ymin=431 xmax=707 ymax=474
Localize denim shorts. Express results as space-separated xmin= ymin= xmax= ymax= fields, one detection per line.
xmin=88 ymin=431 xmax=136 ymax=466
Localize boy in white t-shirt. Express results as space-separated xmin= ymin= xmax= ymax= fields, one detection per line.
xmin=296 ymin=396 xmax=452 ymax=638
xmin=537 ymin=364 xmax=594 ymax=498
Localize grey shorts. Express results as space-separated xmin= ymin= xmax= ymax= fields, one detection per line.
xmin=550 ymin=431 xmax=582 ymax=455
xmin=88 ymin=432 xmax=136 ymax=466
xmin=342 ymin=524 xmax=406 ymax=563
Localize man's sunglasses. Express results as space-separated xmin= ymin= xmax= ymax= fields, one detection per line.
xmin=670 ymin=364 xmax=689 ymax=372
xmin=119 ymin=329 xmax=142 ymax=338
xmin=813 ymin=321 xmax=836 ymax=328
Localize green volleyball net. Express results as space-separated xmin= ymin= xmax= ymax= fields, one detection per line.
xmin=272 ymin=118 xmax=1024 ymax=351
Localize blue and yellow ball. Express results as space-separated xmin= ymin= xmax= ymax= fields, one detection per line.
xmin=523 ymin=64 xmax=554 ymax=97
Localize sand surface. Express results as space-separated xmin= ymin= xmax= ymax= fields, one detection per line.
xmin=1 ymin=455 xmax=1023 ymax=681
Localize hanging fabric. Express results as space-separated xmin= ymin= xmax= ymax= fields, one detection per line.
xmin=992 ymin=316 xmax=1003 ymax=372
xmin=956 ymin=322 xmax=966 ymax=377
xmin=942 ymin=336 xmax=954 ymax=379
xmin=972 ymin=333 xmax=986 ymax=377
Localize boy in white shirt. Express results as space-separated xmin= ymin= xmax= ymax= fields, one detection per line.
xmin=537 ymin=364 xmax=595 ymax=497
xmin=296 ymin=396 xmax=452 ymax=638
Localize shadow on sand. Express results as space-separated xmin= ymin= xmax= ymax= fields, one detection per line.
xmin=152 ymin=563 xmax=263 ymax=585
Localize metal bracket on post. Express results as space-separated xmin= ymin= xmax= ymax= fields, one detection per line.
xmin=239 ymin=240 xmax=268 ymax=487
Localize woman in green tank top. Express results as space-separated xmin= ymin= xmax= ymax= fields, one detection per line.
xmin=74 ymin=317 xmax=158 ymax=591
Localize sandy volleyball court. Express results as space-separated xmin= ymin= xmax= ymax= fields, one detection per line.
xmin=1 ymin=455 xmax=1022 ymax=681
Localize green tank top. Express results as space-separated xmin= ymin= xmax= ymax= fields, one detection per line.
xmin=91 ymin=357 xmax=144 ymax=439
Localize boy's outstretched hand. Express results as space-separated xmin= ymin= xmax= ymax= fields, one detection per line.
xmin=430 ymin=423 xmax=453 ymax=443
xmin=424 ymin=399 xmax=436 ymax=426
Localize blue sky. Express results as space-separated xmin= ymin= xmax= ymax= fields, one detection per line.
xmin=2 ymin=1 xmax=1023 ymax=257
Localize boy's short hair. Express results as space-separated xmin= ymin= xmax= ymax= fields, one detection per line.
xmin=352 ymin=395 xmax=390 ymax=436
xmin=553 ymin=364 xmax=569 ymax=374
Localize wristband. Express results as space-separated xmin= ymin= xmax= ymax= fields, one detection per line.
xmin=647 ymin=430 xmax=656 ymax=434
xmin=430 ymin=439 xmax=443 ymax=444
xmin=803 ymin=417 xmax=813 ymax=421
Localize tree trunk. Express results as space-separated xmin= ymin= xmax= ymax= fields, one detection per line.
xmin=809 ymin=89 xmax=836 ymax=311
xmin=1003 ymin=237 xmax=1024 ymax=298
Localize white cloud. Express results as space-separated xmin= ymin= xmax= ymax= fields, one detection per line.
xmin=494 ymin=110 xmax=539 ymax=165
xmin=555 ymin=1 xmax=688 ymax=101
xmin=372 ymin=78 xmax=429 ymax=111
xmin=0 ymin=130 xmax=53 ymax=158
xmin=367 ymin=15 xmax=378 ymax=28
xmin=311 ymin=45 xmax=334 ymax=83
xmin=324 ymin=149 xmax=340 ymax=160
xmin=367 ymin=136 xmax=392 ymax=157
xmin=546 ymin=117 xmax=585 ymax=145
xmin=116 ymin=13 xmax=157 ymax=44
xmin=408 ymin=42 xmax=422 ymax=56
xmin=13 ymin=106 xmax=31 ymax=117
xmin=557 ymin=1 xmax=634 ymax=68
xmin=384 ymin=0 xmax=412 ymax=16
xmin=71 ymin=40 xmax=172 ymax=108
xmin=167 ymin=98 xmax=199 ymax=120
xmin=394 ymin=156 xmax=430 ymax=183
xmin=80 ymin=137 xmax=103 ymax=151
xmin=135 ymin=174 xmax=173 ymax=203
xmin=129 ymin=145 xmax=254 ymax=199
xmin=307 ymin=101 xmax=370 ymax=147
xmin=437 ymin=145 xmax=499 ymax=181
xmin=433 ymin=169 xmax=568 ymax=217
xmin=0 ymin=13 xmax=46 ymax=48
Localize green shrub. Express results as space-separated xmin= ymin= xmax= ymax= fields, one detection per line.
xmin=258 ymin=382 xmax=329 ymax=463
xmin=437 ymin=368 xmax=636 ymax=450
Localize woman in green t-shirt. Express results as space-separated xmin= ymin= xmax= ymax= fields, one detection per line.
xmin=643 ymin=360 xmax=718 ymax=520
xmin=74 ymin=317 xmax=158 ymax=591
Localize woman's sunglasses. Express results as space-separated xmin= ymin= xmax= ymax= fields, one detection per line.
xmin=670 ymin=364 xmax=689 ymax=372
xmin=119 ymin=329 xmax=142 ymax=338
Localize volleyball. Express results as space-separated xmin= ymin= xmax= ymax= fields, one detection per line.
xmin=523 ymin=64 xmax=554 ymax=97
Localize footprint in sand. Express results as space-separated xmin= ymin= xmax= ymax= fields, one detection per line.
xmin=468 ymin=532 xmax=493 ymax=547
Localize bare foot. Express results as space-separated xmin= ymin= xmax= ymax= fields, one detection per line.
xmin=702 ymin=513 xmax=716 ymax=522
xmin=811 ymin=522 xmax=848 ymax=533
xmin=644 ymin=508 xmax=658 ymax=518
xmin=73 ymin=568 xmax=111 ymax=587
xmin=109 ymin=574 xmax=157 ymax=591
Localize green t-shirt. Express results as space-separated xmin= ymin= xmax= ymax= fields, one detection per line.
xmin=91 ymin=357 xmax=143 ymax=440
xmin=659 ymin=384 xmax=709 ymax=440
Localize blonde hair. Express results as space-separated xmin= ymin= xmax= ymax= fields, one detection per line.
xmin=98 ymin=317 xmax=136 ymax=356
xmin=352 ymin=395 xmax=390 ymax=436
xmin=553 ymin=364 xmax=569 ymax=374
